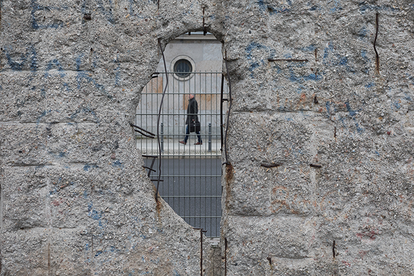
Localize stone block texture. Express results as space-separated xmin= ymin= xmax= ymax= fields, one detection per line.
xmin=1 ymin=0 xmax=414 ymax=275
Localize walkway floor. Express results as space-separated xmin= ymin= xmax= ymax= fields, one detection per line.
xmin=136 ymin=138 xmax=222 ymax=157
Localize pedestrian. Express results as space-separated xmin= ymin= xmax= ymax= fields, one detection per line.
xmin=179 ymin=94 xmax=202 ymax=145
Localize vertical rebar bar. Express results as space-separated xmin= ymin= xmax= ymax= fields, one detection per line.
xmin=220 ymin=74 xmax=225 ymax=150
xmin=161 ymin=123 xmax=164 ymax=152
xmin=155 ymin=40 xmax=169 ymax=200
xmin=194 ymin=228 xmax=205 ymax=276
xmin=208 ymin=123 xmax=212 ymax=152
xmin=223 ymin=51 xmax=232 ymax=165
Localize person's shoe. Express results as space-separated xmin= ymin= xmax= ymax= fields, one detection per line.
xmin=179 ymin=141 xmax=186 ymax=145
xmin=194 ymin=142 xmax=202 ymax=145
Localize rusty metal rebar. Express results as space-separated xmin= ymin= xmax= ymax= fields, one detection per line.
xmin=261 ymin=163 xmax=282 ymax=168
xmin=223 ymin=51 xmax=232 ymax=166
xmin=194 ymin=228 xmax=207 ymax=275
xmin=155 ymin=39 xmax=169 ymax=201
xmin=224 ymin=238 xmax=228 ymax=276
xmin=130 ymin=123 xmax=156 ymax=138
xmin=220 ymin=74 xmax=225 ymax=150
xmin=374 ymin=13 xmax=380 ymax=73
xmin=203 ymin=7 xmax=207 ymax=36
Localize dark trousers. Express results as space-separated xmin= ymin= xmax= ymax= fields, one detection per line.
xmin=184 ymin=125 xmax=202 ymax=143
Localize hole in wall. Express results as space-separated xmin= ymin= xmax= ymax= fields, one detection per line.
xmin=135 ymin=31 xmax=229 ymax=237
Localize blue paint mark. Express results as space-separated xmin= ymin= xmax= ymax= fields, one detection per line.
xmin=361 ymin=50 xmax=370 ymax=73
xmin=36 ymin=110 xmax=51 ymax=124
xmin=361 ymin=50 xmax=369 ymax=61
xmin=358 ymin=27 xmax=367 ymax=40
xmin=246 ymin=42 xmax=268 ymax=60
xmin=3 ymin=45 xmax=38 ymax=72
xmin=375 ymin=151 xmax=380 ymax=156
xmin=49 ymin=186 xmax=58 ymax=195
xmin=89 ymin=209 xmax=102 ymax=220
xmin=83 ymin=164 xmax=91 ymax=171
xmin=326 ymin=101 xmax=332 ymax=116
xmin=76 ymin=54 xmax=84 ymax=71
xmin=323 ymin=42 xmax=354 ymax=72
xmin=359 ymin=3 xmax=398 ymax=14
xmin=257 ymin=0 xmax=265 ymax=10
xmin=76 ymin=55 xmax=113 ymax=100
xmin=45 ymin=59 xmax=65 ymax=78
xmin=85 ymin=243 xmax=89 ymax=251
xmin=249 ymin=62 xmax=260 ymax=75
xmin=338 ymin=57 xmax=348 ymax=66
xmin=128 ymin=0 xmax=135 ymax=15
xmin=345 ymin=102 xmax=357 ymax=117
xmin=289 ymin=68 xmax=322 ymax=83
xmin=303 ymin=73 xmax=322 ymax=81
xmin=301 ymin=45 xmax=316 ymax=52
xmin=16 ymin=98 xmax=26 ymax=108
xmin=330 ymin=0 xmax=342 ymax=13
xmin=173 ymin=270 xmax=181 ymax=276
xmin=150 ymin=258 xmax=161 ymax=264
xmin=245 ymin=42 xmax=271 ymax=77
xmin=393 ymin=102 xmax=401 ymax=109
xmin=59 ymin=152 xmax=66 ymax=158
xmin=96 ymin=0 xmax=115 ymax=24
xmin=63 ymin=83 xmax=72 ymax=92
xmin=31 ymin=0 xmax=66 ymax=29
xmin=84 ymin=191 xmax=89 ymax=199
xmin=272 ymin=64 xmax=282 ymax=74
xmin=113 ymin=160 xmax=123 ymax=168
xmin=69 ymin=107 xmax=100 ymax=123
xmin=323 ymin=43 xmax=334 ymax=60
xmin=309 ymin=5 xmax=319 ymax=11
xmin=365 ymin=82 xmax=375 ymax=89
xmin=408 ymin=74 xmax=414 ymax=85
xmin=40 ymin=89 xmax=46 ymax=98
xmin=345 ymin=102 xmax=363 ymax=133
xmin=95 ymin=250 xmax=103 ymax=257
xmin=0 ymin=85 xmax=3 ymax=90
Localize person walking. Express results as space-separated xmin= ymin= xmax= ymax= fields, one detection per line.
xmin=179 ymin=94 xmax=202 ymax=145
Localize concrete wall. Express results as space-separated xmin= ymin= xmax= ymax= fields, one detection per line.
xmin=1 ymin=0 xmax=414 ymax=275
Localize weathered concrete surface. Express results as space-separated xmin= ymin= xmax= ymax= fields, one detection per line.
xmin=1 ymin=0 xmax=414 ymax=275
xmin=220 ymin=0 xmax=414 ymax=275
xmin=0 ymin=0 xmax=214 ymax=275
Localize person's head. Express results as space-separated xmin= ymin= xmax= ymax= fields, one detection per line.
xmin=189 ymin=94 xmax=194 ymax=100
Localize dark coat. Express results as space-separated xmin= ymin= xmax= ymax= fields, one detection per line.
xmin=186 ymin=98 xmax=199 ymax=125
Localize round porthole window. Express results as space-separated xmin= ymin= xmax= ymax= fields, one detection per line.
xmin=174 ymin=59 xmax=193 ymax=78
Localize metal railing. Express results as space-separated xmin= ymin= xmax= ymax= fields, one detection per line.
xmin=136 ymin=72 xmax=228 ymax=237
